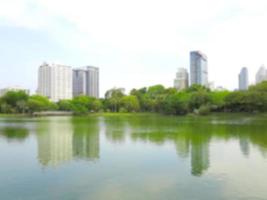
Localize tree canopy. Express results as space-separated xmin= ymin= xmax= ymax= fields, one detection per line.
xmin=1 ymin=81 xmax=267 ymax=115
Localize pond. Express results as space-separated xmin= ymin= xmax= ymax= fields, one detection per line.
xmin=0 ymin=114 xmax=267 ymax=200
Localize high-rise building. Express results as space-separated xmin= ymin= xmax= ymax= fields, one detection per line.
xmin=256 ymin=65 xmax=267 ymax=84
xmin=37 ymin=62 xmax=73 ymax=102
xmin=86 ymin=66 xmax=99 ymax=98
xmin=73 ymin=66 xmax=99 ymax=98
xmin=174 ymin=68 xmax=189 ymax=90
xmin=190 ymin=51 xmax=208 ymax=86
xmin=73 ymin=69 xmax=87 ymax=97
xmin=238 ymin=67 xmax=249 ymax=90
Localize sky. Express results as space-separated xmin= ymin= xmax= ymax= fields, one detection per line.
xmin=1 ymin=0 xmax=267 ymax=96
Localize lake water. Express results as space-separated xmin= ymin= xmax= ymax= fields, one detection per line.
xmin=0 ymin=114 xmax=267 ymax=200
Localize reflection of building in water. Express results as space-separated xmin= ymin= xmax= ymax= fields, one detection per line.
xmin=191 ymin=141 xmax=210 ymax=176
xmin=173 ymin=131 xmax=210 ymax=176
xmin=72 ymin=121 xmax=100 ymax=161
xmin=239 ymin=138 xmax=250 ymax=157
xmin=37 ymin=118 xmax=73 ymax=167
xmin=174 ymin=138 xmax=190 ymax=158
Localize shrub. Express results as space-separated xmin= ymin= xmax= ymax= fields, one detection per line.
xmin=198 ymin=105 xmax=210 ymax=115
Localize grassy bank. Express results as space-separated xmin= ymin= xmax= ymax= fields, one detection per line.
xmin=1 ymin=112 xmax=265 ymax=119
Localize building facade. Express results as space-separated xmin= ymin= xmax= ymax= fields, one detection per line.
xmin=72 ymin=66 xmax=99 ymax=98
xmin=190 ymin=51 xmax=208 ymax=86
xmin=238 ymin=67 xmax=249 ymax=90
xmin=37 ymin=62 xmax=73 ymax=102
xmin=174 ymin=68 xmax=189 ymax=90
xmin=256 ymin=65 xmax=267 ymax=84
xmin=73 ymin=69 xmax=87 ymax=97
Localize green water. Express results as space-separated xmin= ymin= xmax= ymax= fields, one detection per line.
xmin=0 ymin=114 xmax=267 ymax=200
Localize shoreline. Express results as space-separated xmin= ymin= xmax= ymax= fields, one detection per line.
xmin=0 ymin=112 xmax=266 ymax=118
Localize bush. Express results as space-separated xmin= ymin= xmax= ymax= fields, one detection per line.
xmin=119 ymin=107 xmax=128 ymax=113
xmin=198 ymin=105 xmax=210 ymax=115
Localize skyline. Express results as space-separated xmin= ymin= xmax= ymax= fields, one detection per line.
xmin=1 ymin=0 xmax=267 ymax=97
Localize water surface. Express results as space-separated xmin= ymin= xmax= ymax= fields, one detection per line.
xmin=0 ymin=114 xmax=267 ymax=200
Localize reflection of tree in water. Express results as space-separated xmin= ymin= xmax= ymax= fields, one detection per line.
xmin=72 ymin=117 xmax=100 ymax=161
xmin=190 ymin=137 xmax=210 ymax=176
xmin=104 ymin=117 xmax=129 ymax=143
xmin=36 ymin=117 xmax=73 ymax=167
xmin=0 ymin=127 xmax=29 ymax=142
xmin=172 ymin=122 xmax=211 ymax=177
xmin=242 ymin=124 xmax=267 ymax=158
xmin=127 ymin=116 xmax=212 ymax=176
xmin=174 ymin=137 xmax=190 ymax=158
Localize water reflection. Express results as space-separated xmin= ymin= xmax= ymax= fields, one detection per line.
xmin=0 ymin=127 xmax=29 ymax=142
xmin=104 ymin=117 xmax=129 ymax=143
xmin=125 ymin=116 xmax=211 ymax=176
xmin=1 ymin=115 xmax=267 ymax=174
xmin=36 ymin=118 xmax=73 ymax=166
xmin=72 ymin=117 xmax=100 ymax=161
xmin=239 ymin=138 xmax=250 ymax=157
xmin=36 ymin=117 xmax=101 ymax=167
xmin=108 ymin=115 xmax=267 ymax=176
xmin=190 ymin=138 xmax=209 ymax=176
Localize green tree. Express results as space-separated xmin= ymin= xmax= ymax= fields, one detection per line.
xmin=27 ymin=95 xmax=56 ymax=113
xmin=121 ymin=95 xmax=140 ymax=112
xmin=162 ymin=91 xmax=190 ymax=115
xmin=188 ymin=91 xmax=211 ymax=111
xmin=209 ymin=90 xmax=230 ymax=111
xmin=58 ymin=100 xmax=74 ymax=111
xmin=71 ymin=96 xmax=91 ymax=114
xmin=105 ymin=88 xmax=125 ymax=112
xmin=0 ymin=91 xmax=29 ymax=113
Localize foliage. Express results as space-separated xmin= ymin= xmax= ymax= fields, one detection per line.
xmin=224 ymin=81 xmax=267 ymax=112
xmin=27 ymin=95 xmax=57 ymax=113
xmin=2 ymin=81 xmax=267 ymax=115
xmin=104 ymin=88 xmax=125 ymax=112
xmin=121 ymin=95 xmax=140 ymax=112
xmin=0 ymin=91 xmax=29 ymax=113
xmin=198 ymin=105 xmax=211 ymax=115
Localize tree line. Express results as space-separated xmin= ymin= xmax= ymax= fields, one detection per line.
xmin=1 ymin=81 xmax=267 ymax=115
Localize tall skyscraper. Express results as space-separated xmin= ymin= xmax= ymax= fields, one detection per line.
xmin=256 ymin=65 xmax=267 ymax=84
xmin=190 ymin=51 xmax=208 ymax=86
xmin=174 ymin=68 xmax=189 ymax=90
xmin=73 ymin=66 xmax=99 ymax=98
xmin=73 ymin=69 xmax=87 ymax=97
xmin=37 ymin=62 xmax=73 ymax=102
xmin=238 ymin=67 xmax=249 ymax=90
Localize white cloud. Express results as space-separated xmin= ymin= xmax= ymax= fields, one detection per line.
xmin=1 ymin=0 xmax=267 ymax=94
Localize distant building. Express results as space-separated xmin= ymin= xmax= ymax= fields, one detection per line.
xmin=208 ymin=82 xmax=215 ymax=91
xmin=238 ymin=67 xmax=249 ymax=90
xmin=73 ymin=69 xmax=87 ymax=97
xmin=73 ymin=66 xmax=99 ymax=98
xmin=190 ymin=51 xmax=208 ymax=86
xmin=0 ymin=86 xmax=30 ymax=97
xmin=37 ymin=62 xmax=73 ymax=102
xmin=215 ymin=86 xmax=227 ymax=91
xmin=174 ymin=68 xmax=189 ymax=90
xmin=256 ymin=65 xmax=267 ymax=84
